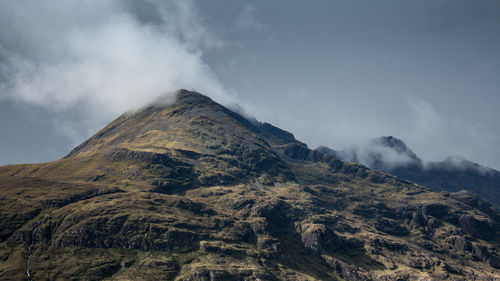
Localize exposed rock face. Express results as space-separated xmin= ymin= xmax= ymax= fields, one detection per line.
xmin=300 ymin=224 xmax=342 ymax=254
xmin=1 ymin=90 xmax=499 ymax=280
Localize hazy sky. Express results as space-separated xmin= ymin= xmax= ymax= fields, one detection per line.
xmin=1 ymin=0 xmax=499 ymax=170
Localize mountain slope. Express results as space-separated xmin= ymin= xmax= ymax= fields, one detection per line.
xmin=1 ymin=90 xmax=499 ymax=280
xmin=318 ymin=136 xmax=500 ymax=206
xmin=9 ymin=90 xmax=295 ymax=194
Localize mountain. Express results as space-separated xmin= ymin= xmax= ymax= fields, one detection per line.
xmin=317 ymin=136 xmax=500 ymax=206
xmin=1 ymin=90 xmax=500 ymax=280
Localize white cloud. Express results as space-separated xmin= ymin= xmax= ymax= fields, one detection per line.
xmin=402 ymin=100 xmax=498 ymax=166
xmin=0 ymin=0 xmax=234 ymax=143
xmin=315 ymin=98 xmax=499 ymax=170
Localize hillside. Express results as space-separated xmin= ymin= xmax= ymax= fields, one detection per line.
xmin=0 ymin=90 xmax=499 ymax=280
xmin=317 ymin=136 xmax=500 ymax=206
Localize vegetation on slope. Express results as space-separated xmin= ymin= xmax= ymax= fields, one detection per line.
xmin=0 ymin=90 xmax=499 ymax=280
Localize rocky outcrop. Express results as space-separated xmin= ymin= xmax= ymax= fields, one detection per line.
xmin=323 ymin=256 xmax=371 ymax=281
xmin=300 ymin=224 xmax=342 ymax=254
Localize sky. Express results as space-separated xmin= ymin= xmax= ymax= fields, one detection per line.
xmin=0 ymin=0 xmax=499 ymax=170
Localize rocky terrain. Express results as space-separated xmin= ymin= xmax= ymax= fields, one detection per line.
xmin=0 ymin=90 xmax=499 ymax=280
xmin=317 ymin=136 xmax=500 ymax=206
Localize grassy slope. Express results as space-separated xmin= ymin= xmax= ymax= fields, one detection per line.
xmin=1 ymin=91 xmax=499 ymax=280
xmin=1 ymin=157 xmax=499 ymax=280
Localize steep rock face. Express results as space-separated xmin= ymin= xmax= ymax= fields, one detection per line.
xmin=318 ymin=136 xmax=500 ymax=206
xmin=1 ymin=90 xmax=500 ymax=280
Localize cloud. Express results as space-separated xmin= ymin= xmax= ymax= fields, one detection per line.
xmin=402 ymin=100 xmax=498 ymax=166
xmin=433 ymin=155 xmax=494 ymax=175
xmin=0 ymin=0 xmax=233 ymax=142
xmin=360 ymin=143 xmax=418 ymax=170
xmin=328 ymin=137 xmax=421 ymax=170
xmin=317 ymin=98 xmax=499 ymax=171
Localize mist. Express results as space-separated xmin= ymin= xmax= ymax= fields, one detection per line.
xmin=330 ymin=139 xmax=420 ymax=171
xmin=0 ymin=0 xmax=233 ymax=143
xmin=318 ymin=99 xmax=499 ymax=170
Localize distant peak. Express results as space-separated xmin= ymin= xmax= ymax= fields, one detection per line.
xmin=443 ymin=155 xmax=467 ymax=163
xmin=315 ymin=145 xmax=338 ymax=156
xmin=441 ymin=155 xmax=482 ymax=170
xmin=374 ymin=136 xmax=408 ymax=152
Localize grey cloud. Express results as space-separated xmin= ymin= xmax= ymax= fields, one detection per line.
xmin=400 ymin=101 xmax=499 ymax=169
xmin=427 ymin=155 xmax=494 ymax=175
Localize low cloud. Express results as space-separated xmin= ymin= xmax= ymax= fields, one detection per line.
xmin=325 ymin=137 xmax=421 ymax=171
xmin=316 ymin=98 xmax=499 ymax=171
xmin=427 ymin=155 xmax=494 ymax=175
xmin=0 ymin=0 xmax=233 ymax=142
xmin=402 ymin=100 xmax=498 ymax=168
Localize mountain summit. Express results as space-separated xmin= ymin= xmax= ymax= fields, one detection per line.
xmin=61 ymin=90 xmax=295 ymax=192
xmin=1 ymin=90 xmax=500 ymax=280
xmin=67 ymin=90 xmax=276 ymax=158
xmin=318 ymin=136 xmax=421 ymax=171
xmin=372 ymin=136 xmax=420 ymax=163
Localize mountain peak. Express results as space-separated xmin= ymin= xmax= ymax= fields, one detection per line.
xmin=67 ymin=90 xmax=238 ymax=157
xmin=63 ymin=90 xmax=295 ymax=191
xmin=172 ymin=89 xmax=219 ymax=108
xmin=374 ymin=136 xmax=406 ymax=150
xmin=317 ymin=136 xmax=422 ymax=171
xmin=372 ymin=136 xmax=420 ymax=161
